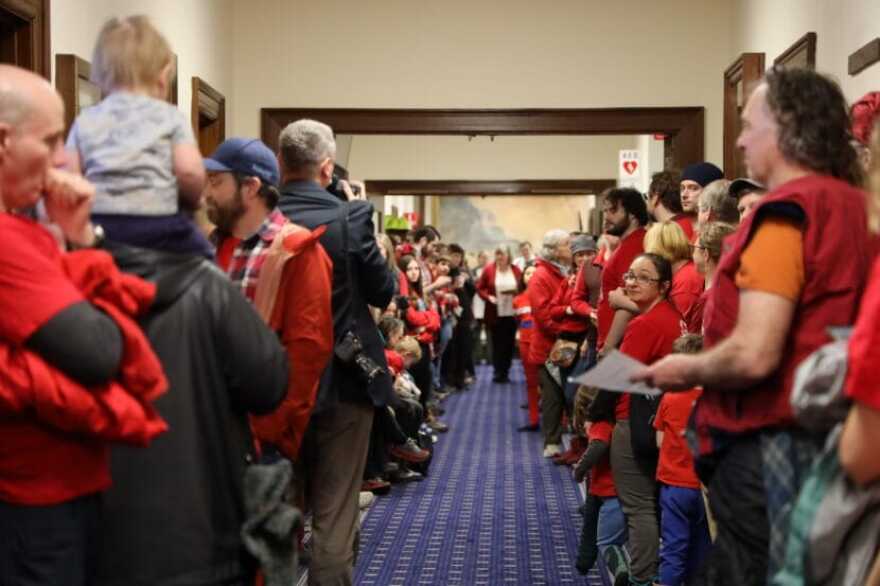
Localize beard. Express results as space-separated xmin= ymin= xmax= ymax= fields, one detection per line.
xmin=206 ymin=191 xmax=246 ymax=234
xmin=604 ymin=213 xmax=631 ymax=237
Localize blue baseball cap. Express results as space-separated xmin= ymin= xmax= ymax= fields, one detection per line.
xmin=204 ymin=138 xmax=280 ymax=187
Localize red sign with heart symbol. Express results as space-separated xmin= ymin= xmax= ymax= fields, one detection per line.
xmin=623 ymin=160 xmax=639 ymax=175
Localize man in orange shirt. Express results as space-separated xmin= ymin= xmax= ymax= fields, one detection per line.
xmin=635 ymin=69 xmax=871 ymax=585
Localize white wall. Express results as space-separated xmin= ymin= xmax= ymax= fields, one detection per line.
xmin=347 ymin=135 xmax=638 ymax=181
xmin=731 ymin=0 xmax=880 ymax=102
xmin=231 ymin=0 xmax=733 ymax=165
xmin=51 ymin=0 xmax=234 ymax=124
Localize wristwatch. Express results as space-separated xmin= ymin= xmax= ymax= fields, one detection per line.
xmin=67 ymin=223 xmax=105 ymax=250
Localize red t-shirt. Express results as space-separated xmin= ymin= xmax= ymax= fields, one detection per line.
xmin=654 ymin=388 xmax=702 ymax=489
xmin=216 ymin=236 xmax=242 ymax=272
xmin=673 ymin=214 xmax=696 ymax=243
xmin=598 ymin=227 xmax=646 ymax=347
xmin=615 ymin=300 xmax=685 ymax=420
xmin=846 ymin=256 xmax=880 ymax=410
xmin=0 ymin=213 xmax=111 ymax=505
xmin=685 ymin=289 xmax=709 ymax=334
xmin=588 ymin=421 xmax=616 ymax=497
xmin=670 ymin=261 xmax=704 ymax=318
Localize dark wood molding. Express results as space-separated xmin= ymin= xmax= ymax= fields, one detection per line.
xmin=55 ymin=53 xmax=96 ymax=136
xmin=261 ymin=107 xmax=705 ymax=170
xmin=0 ymin=0 xmax=51 ymax=78
xmin=849 ymin=38 xmax=880 ymax=76
xmin=365 ymin=179 xmax=617 ymax=197
xmin=774 ymin=32 xmax=817 ymax=70
xmin=191 ymin=76 xmax=225 ymax=128
xmin=168 ymin=53 xmax=178 ymax=105
xmin=723 ymin=53 xmax=765 ymax=179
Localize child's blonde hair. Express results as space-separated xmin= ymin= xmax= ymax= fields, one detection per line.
xmin=91 ymin=15 xmax=173 ymax=95
xmin=643 ymin=221 xmax=691 ymax=264
xmin=395 ymin=336 xmax=422 ymax=361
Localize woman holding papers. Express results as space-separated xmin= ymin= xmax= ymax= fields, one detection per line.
xmin=609 ymin=253 xmax=687 ymax=586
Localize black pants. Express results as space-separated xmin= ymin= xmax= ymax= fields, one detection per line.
xmin=411 ymin=342 xmax=433 ymax=408
xmin=443 ymin=319 xmax=473 ymax=388
xmin=0 ymin=493 xmax=101 ymax=586
xmin=693 ymin=436 xmax=769 ymax=586
xmin=490 ymin=316 xmax=517 ymax=380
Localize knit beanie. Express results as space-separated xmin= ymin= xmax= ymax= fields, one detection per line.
xmin=681 ymin=162 xmax=724 ymax=188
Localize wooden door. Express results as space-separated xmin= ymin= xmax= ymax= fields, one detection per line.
xmin=0 ymin=0 xmax=50 ymax=77
xmin=723 ymin=53 xmax=765 ymax=179
xmin=191 ymin=76 xmax=225 ymax=156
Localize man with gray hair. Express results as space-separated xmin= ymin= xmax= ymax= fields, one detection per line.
xmin=275 ymin=119 xmax=395 ymax=585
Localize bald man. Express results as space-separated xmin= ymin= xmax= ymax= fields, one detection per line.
xmin=0 ymin=65 xmax=120 ymax=586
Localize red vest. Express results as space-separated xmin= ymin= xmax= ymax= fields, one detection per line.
xmin=697 ymin=175 xmax=871 ymax=435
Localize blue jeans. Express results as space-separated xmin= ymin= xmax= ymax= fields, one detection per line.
xmin=597 ymin=496 xmax=628 ymax=551
xmin=432 ymin=318 xmax=454 ymax=388
xmin=659 ymin=484 xmax=712 ymax=585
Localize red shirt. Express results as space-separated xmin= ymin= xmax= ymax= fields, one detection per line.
xmin=615 ymin=300 xmax=685 ymax=420
xmin=670 ymin=261 xmax=704 ymax=318
xmin=846 ymin=256 xmax=880 ymax=410
xmin=685 ymin=289 xmax=709 ymax=334
xmin=598 ymin=227 xmax=646 ymax=348
xmin=654 ymin=388 xmax=702 ymax=489
xmin=0 ymin=214 xmax=107 ymax=505
xmin=673 ymin=214 xmax=696 ymax=242
xmin=588 ymin=421 xmax=616 ymax=497
xmin=216 ymin=236 xmax=241 ymax=271
xmin=513 ymin=292 xmax=534 ymax=343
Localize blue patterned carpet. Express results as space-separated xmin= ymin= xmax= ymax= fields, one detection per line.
xmin=354 ymin=362 xmax=602 ymax=585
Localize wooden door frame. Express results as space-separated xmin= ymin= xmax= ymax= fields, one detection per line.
xmin=0 ymin=0 xmax=50 ymax=78
xmin=191 ymin=76 xmax=225 ymax=138
xmin=260 ymin=107 xmax=704 ymax=171
xmin=365 ymin=179 xmax=616 ymax=196
xmin=723 ymin=53 xmax=764 ymax=179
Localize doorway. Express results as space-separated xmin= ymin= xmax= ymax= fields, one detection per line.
xmin=191 ymin=76 xmax=225 ymax=156
xmin=0 ymin=0 xmax=50 ymax=77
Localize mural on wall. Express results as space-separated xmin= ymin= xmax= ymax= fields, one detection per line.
xmin=437 ymin=195 xmax=592 ymax=256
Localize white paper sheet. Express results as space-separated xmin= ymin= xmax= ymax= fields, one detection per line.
xmin=569 ymin=349 xmax=662 ymax=397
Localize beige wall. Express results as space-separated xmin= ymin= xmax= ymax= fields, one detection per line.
xmin=731 ymin=0 xmax=880 ymax=101
xmin=231 ymin=0 xmax=733 ymax=165
xmin=346 ymin=135 xmax=637 ymax=180
xmin=50 ymin=0 xmax=234 ymax=124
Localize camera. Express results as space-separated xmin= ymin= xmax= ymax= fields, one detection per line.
xmin=335 ymin=331 xmax=386 ymax=385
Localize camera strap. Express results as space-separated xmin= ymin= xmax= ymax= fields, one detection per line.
xmin=336 ymin=202 xmax=357 ymax=334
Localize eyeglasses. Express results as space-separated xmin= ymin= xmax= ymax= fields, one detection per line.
xmin=689 ymin=244 xmax=706 ymax=251
xmin=622 ymin=271 xmax=661 ymax=285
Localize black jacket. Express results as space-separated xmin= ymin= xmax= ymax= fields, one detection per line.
xmin=97 ymin=243 xmax=288 ymax=586
xmin=278 ymin=180 xmax=395 ymax=410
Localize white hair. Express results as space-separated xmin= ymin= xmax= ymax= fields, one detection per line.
xmin=539 ymin=229 xmax=570 ymax=261
xmin=278 ymin=119 xmax=336 ymax=174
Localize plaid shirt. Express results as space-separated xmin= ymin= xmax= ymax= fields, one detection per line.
xmin=213 ymin=209 xmax=287 ymax=302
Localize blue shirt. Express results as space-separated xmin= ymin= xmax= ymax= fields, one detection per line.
xmin=67 ymin=92 xmax=194 ymax=216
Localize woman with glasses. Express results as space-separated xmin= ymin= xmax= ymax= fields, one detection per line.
xmin=610 ymin=253 xmax=686 ymax=586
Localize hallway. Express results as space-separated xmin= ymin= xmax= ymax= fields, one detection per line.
xmin=353 ymin=363 xmax=601 ymax=585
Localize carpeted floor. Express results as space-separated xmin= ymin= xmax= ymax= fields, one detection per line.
xmin=353 ymin=361 xmax=603 ymax=585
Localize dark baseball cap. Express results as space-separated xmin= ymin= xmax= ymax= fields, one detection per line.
xmin=729 ymin=178 xmax=766 ymax=200
xmin=204 ymin=138 xmax=280 ymax=187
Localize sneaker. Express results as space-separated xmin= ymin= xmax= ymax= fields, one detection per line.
xmin=390 ymin=438 xmax=431 ymax=463
xmin=543 ymin=444 xmax=562 ymax=458
xmin=427 ymin=419 xmax=449 ymax=433
xmin=358 ymin=491 xmax=375 ymax=510
xmin=361 ymin=478 xmax=391 ymax=495
xmin=604 ymin=544 xmax=630 ymax=586
xmin=395 ymin=467 xmax=424 ymax=483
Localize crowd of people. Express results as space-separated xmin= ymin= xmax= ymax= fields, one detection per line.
xmin=2 ymin=12 xmax=880 ymax=586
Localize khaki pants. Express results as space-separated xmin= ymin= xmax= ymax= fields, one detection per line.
xmin=611 ymin=419 xmax=659 ymax=583
xmin=296 ymin=401 xmax=374 ymax=586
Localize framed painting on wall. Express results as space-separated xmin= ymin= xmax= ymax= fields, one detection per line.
xmin=55 ymin=54 xmax=102 ymax=137
xmin=774 ymin=32 xmax=817 ymax=70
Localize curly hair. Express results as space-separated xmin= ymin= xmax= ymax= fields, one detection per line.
xmin=649 ymin=170 xmax=683 ymax=214
xmin=764 ymin=67 xmax=862 ymax=186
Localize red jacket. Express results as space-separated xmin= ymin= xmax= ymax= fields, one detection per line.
xmin=246 ymin=224 xmax=335 ymax=461
xmin=513 ymin=293 xmax=534 ymax=344
xmin=0 ymin=245 xmax=168 ymax=506
xmin=385 ymin=349 xmax=405 ymax=376
xmin=698 ymin=175 xmax=871 ymax=441
xmin=549 ymin=272 xmax=591 ymax=335
xmin=476 ymin=262 xmax=522 ymax=326
xmin=527 ymin=259 xmax=567 ymax=364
